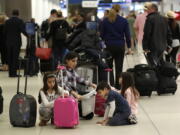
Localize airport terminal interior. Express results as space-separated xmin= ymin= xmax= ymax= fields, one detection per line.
xmin=0 ymin=0 xmax=180 ymax=135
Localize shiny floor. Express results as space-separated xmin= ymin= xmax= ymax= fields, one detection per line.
xmin=0 ymin=53 xmax=180 ymax=135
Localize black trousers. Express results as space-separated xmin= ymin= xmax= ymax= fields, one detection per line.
xmin=166 ymin=46 xmax=179 ymax=65
xmin=106 ymin=45 xmax=125 ymax=88
xmin=25 ymin=37 xmax=39 ymax=75
xmin=0 ymin=44 xmax=8 ymax=65
xmin=146 ymin=50 xmax=164 ymax=68
xmin=7 ymin=44 xmax=21 ymax=76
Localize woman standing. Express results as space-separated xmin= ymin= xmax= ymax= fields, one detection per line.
xmin=100 ymin=6 xmax=131 ymax=89
xmin=46 ymin=10 xmax=71 ymax=70
xmin=0 ymin=14 xmax=8 ymax=71
xmin=166 ymin=11 xmax=180 ymax=65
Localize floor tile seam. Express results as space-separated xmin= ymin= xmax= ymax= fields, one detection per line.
xmin=139 ymin=102 xmax=162 ymax=135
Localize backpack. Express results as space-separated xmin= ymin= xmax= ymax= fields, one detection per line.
xmin=41 ymin=19 xmax=49 ymax=38
xmin=54 ymin=21 xmax=67 ymax=40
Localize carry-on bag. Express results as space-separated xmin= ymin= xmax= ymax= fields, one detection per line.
xmin=0 ymin=87 xmax=3 ymax=114
xmin=54 ymin=66 xmax=79 ymax=128
xmin=95 ymin=68 xmax=112 ymax=117
xmin=35 ymin=39 xmax=52 ymax=60
xmin=134 ymin=64 xmax=158 ymax=97
xmin=157 ymin=74 xmax=177 ymax=95
xmin=9 ymin=58 xmax=37 ymax=127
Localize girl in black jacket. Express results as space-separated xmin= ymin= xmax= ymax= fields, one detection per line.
xmin=166 ymin=11 xmax=180 ymax=65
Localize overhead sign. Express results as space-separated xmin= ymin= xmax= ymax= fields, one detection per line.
xmin=82 ymin=0 xmax=98 ymax=8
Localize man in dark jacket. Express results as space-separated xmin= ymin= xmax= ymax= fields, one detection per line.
xmin=143 ymin=3 xmax=172 ymax=67
xmin=5 ymin=9 xmax=27 ymax=77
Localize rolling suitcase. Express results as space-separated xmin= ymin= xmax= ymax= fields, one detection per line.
xmin=9 ymin=59 xmax=37 ymax=127
xmin=134 ymin=64 xmax=158 ymax=97
xmin=54 ymin=66 xmax=79 ymax=128
xmin=40 ymin=59 xmax=53 ymax=72
xmin=76 ymin=65 xmax=97 ymax=119
xmin=54 ymin=97 xmax=79 ymax=128
xmin=0 ymin=87 xmax=3 ymax=114
xmin=95 ymin=68 xmax=111 ymax=117
xmin=157 ymin=74 xmax=177 ymax=95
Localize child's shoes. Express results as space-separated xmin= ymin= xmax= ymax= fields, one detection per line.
xmin=39 ymin=120 xmax=48 ymax=126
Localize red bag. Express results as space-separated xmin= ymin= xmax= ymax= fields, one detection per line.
xmin=35 ymin=48 xmax=52 ymax=60
xmin=95 ymin=94 xmax=106 ymax=117
xmin=178 ymin=53 xmax=180 ymax=63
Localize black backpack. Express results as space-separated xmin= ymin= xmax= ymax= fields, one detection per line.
xmin=54 ymin=21 xmax=67 ymax=40
xmin=41 ymin=19 xmax=49 ymax=38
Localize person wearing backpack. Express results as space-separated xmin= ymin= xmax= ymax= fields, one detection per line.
xmin=46 ymin=10 xmax=71 ymax=70
xmin=41 ymin=9 xmax=57 ymax=39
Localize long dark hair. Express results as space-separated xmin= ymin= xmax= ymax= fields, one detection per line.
xmin=169 ymin=18 xmax=177 ymax=31
xmin=120 ymin=72 xmax=139 ymax=101
xmin=42 ymin=72 xmax=58 ymax=95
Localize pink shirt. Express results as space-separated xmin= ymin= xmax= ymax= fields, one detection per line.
xmin=134 ymin=12 xmax=148 ymax=46
xmin=124 ymin=88 xmax=138 ymax=115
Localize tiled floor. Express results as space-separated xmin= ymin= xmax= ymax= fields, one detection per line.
xmin=0 ymin=53 xmax=180 ymax=135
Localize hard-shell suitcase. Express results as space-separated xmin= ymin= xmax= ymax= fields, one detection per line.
xmin=54 ymin=97 xmax=79 ymax=128
xmin=9 ymin=59 xmax=37 ymax=127
xmin=76 ymin=65 xmax=97 ymax=119
xmin=78 ymin=90 xmax=95 ymax=120
xmin=0 ymin=87 xmax=3 ymax=114
xmin=95 ymin=94 xmax=106 ymax=117
xmin=95 ymin=68 xmax=112 ymax=117
xmin=54 ymin=66 xmax=79 ymax=128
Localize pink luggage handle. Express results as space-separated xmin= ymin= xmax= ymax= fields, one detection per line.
xmin=57 ymin=65 xmax=66 ymax=98
xmin=57 ymin=65 xmax=66 ymax=70
xmin=104 ymin=68 xmax=112 ymax=72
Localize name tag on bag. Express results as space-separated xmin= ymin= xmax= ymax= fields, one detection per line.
xmin=172 ymin=39 xmax=180 ymax=47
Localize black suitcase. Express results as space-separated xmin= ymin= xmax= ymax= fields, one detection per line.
xmin=134 ymin=64 xmax=158 ymax=97
xmin=0 ymin=87 xmax=3 ymax=114
xmin=158 ymin=62 xmax=179 ymax=77
xmin=9 ymin=59 xmax=37 ymax=127
xmin=157 ymin=74 xmax=177 ymax=95
xmin=40 ymin=59 xmax=53 ymax=72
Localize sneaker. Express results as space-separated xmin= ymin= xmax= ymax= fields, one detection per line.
xmin=128 ymin=114 xmax=137 ymax=124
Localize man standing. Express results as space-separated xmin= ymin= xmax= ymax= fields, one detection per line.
xmin=143 ymin=3 xmax=172 ymax=67
xmin=5 ymin=9 xmax=27 ymax=77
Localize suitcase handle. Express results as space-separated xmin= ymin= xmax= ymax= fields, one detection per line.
xmin=57 ymin=65 xmax=66 ymax=98
xmin=17 ymin=57 xmax=28 ymax=95
xmin=105 ymin=68 xmax=112 ymax=85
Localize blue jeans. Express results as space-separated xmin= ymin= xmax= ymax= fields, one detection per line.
xmin=52 ymin=47 xmax=69 ymax=70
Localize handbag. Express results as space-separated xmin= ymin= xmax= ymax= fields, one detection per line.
xmin=35 ymin=41 xmax=52 ymax=60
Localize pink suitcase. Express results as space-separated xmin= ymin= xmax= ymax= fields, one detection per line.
xmin=54 ymin=96 xmax=79 ymax=128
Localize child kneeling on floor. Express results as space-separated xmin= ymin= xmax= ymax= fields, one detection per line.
xmin=96 ymin=82 xmax=131 ymax=126
xmin=120 ymin=72 xmax=140 ymax=124
xmin=39 ymin=72 xmax=69 ymax=126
